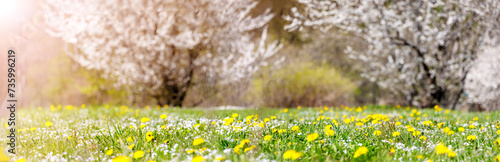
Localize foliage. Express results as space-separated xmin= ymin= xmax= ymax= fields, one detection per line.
xmin=248 ymin=61 xmax=356 ymax=107
xmin=5 ymin=105 xmax=500 ymax=161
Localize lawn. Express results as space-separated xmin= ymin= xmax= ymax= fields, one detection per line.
xmin=3 ymin=105 xmax=500 ymax=161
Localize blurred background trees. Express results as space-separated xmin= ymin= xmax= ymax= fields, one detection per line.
xmin=43 ymin=0 xmax=281 ymax=107
xmin=2 ymin=0 xmax=499 ymax=110
xmin=285 ymin=0 xmax=500 ymax=109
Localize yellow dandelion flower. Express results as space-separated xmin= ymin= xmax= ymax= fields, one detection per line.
xmin=373 ymin=130 xmax=382 ymax=136
xmin=160 ymin=114 xmax=167 ymax=119
xmin=353 ymin=147 xmax=368 ymax=158
xmin=106 ymin=149 xmax=113 ymax=155
xmin=127 ymin=136 xmax=135 ymax=142
xmin=112 ymin=156 xmax=131 ymax=162
xmin=325 ymin=129 xmax=335 ymax=136
xmin=306 ymin=133 xmax=319 ymax=142
xmin=141 ymin=117 xmax=150 ymax=123
xmin=192 ymin=156 xmax=204 ymax=162
xmin=193 ymin=138 xmax=204 ymax=146
xmin=467 ymin=135 xmax=477 ymax=141
xmin=146 ymin=131 xmax=154 ymax=142
xmin=45 ymin=122 xmax=53 ymax=127
xmin=392 ymin=131 xmax=400 ymax=137
xmin=264 ymin=135 xmax=272 ymax=141
xmin=283 ymin=150 xmax=302 ymax=160
xmin=133 ymin=151 xmax=144 ymax=159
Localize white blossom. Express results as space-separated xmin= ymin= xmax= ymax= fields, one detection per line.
xmin=43 ymin=0 xmax=282 ymax=106
xmin=285 ymin=0 xmax=500 ymax=108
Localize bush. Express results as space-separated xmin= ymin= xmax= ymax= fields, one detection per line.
xmin=248 ymin=61 xmax=357 ymax=107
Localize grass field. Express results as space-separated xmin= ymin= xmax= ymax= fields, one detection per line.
xmin=2 ymin=105 xmax=500 ymax=161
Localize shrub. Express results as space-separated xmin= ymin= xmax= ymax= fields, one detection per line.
xmin=248 ymin=61 xmax=356 ymax=107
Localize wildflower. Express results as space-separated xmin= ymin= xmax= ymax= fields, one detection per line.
xmin=495 ymin=155 xmax=500 ymax=162
xmin=435 ymin=143 xmax=449 ymax=155
xmin=448 ymin=151 xmax=457 ymax=157
xmin=112 ymin=156 xmax=131 ymax=162
xmin=283 ymin=150 xmax=302 ymax=160
xmin=420 ymin=136 xmax=427 ymax=140
xmin=395 ymin=122 xmax=401 ymax=126
xmin=458 ymin=127 xmax=465 ymax=132
xmin=264 ymin=135 xmax=272 ymax=141
xmin=373 ymin=130 xmax=382 ymax=136
xmin=467 ymin=135 xmax=477 ymax=141
xmin=45 ymin=122 xmax=53 ymax=127
xmin=223 ymin=118 xmax=234 ymax=126
xmin=106 ymin=149 xmax=113 ymax=155
xmin=422 ymin=120 xmax=432 ymax=126
xmin=469 ymin=125 xmax=476 ymax=129
xmin=344 ymin=118 xmax=351 ymax=124
xmin=240 ymin=139 xmax=251 ymax=145
xmin=192 ymin=156 xmax=204 ymax=162
xmin=416 ymin=155 xmax=424 ymax=159
xmin=354 ymin=147 xmax=368 ymax=158
xmin=442 ymin=127 xmax=450 ymax=133
xmin=146 ymin=131 xmax=154 ymax=142
xmin=390 ymin=148 xmax=395 ymax=153
xmin=259 ymin=122 xmax=265 ymax=128
xmin=193 ymin=138 xmax=204 ymax=146
xmin=307 ymin=133 xmax=319 ymax=142
xmin=392 ymin=131 xmax=400 ymax=137
xmin=435 ymin=143 xmax=455 ymax=157
xmin=127 ymin=136 xmax=135 ymax=142
xmin=160 ymin=114 xmax=167 ymax=119
xmin=497 ymin=130 xmax=500 ymax=135
xmin=30 ymin=127 xmax=36 ymax=131
xmin=292 ymin=126 xmax=300 ymax=131
xmin=128 ymin=144 xmax=135 ymax=150
xmin=141 ymin=117 xmax=150 ymax=123
xmin=234 ymin=145 xmax=243 ymax=154
xmin=133 ymin=151 xmax=144 ymax=159
xmin=324 ymin=129 xmax=335 ymax=136
xmin=244 ymin=145 xmax=256 ymax=153
xmin=215 ymin=157 xmax=225 ymax=161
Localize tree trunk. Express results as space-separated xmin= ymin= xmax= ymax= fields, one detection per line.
xmin=158 ymin=49 xmax=197 ymax=107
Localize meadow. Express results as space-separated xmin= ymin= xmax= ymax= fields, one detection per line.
xmin=3 ymin=105 xmax=500 ymax=161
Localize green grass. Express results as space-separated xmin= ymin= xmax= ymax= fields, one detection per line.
xmin=2 ymin=105 xmax=500 ymax=161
